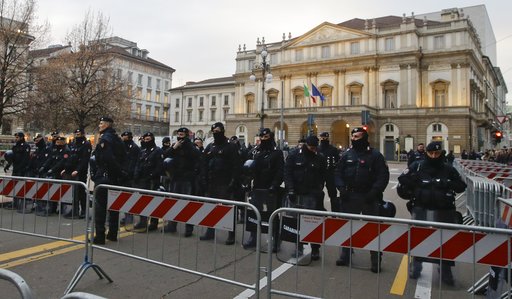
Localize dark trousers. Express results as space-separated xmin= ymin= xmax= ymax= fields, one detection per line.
xmin=169 ymin=180 xmax=194 ymax=233
xmin=94 ymin=187 xmax=119 ymax=234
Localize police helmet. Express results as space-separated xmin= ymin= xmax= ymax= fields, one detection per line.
xmin=242 ymin=159 xmax=255 ymax=175
xmin=163 ymin=157 xmax=176 ymax=172
xmin=379 ymin=200 xmax=396 ymax=218
xmin=3 ymin=150 xmax=13 ymax=163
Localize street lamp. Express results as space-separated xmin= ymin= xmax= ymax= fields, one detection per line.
xmin=249 ymin=44 xmax=272 ymax=130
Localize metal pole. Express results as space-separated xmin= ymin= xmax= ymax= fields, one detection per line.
xmin=260 ymin=58 xmax=266 ymax=130
xmin=280 ymin=80 xmax=284 ymax=149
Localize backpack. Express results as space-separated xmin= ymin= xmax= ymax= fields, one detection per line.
xmin=397 ymin=162 xmax=421 ymax=200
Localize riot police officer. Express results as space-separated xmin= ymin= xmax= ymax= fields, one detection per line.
xmin=62 ymin=128 xmax=92 ymax=218
xmin=199 ymin=122 xmax=240 ymax=245
xmin=408 ymin=143 xmax=426 ymax=166
xmin=92 ymin=117 xmax=127 ymax=244
xmin=335 ymin=127 xmax=390 ymax=272
xmin=284 ymin=135 xmax=327 ymax=260
xmin=4 ymin=132 xmax=31 ymax=211
xmin=133 ymin=132 xmax=164 ymax=232
xmin=318 ymin=132 xmax=340 ymax=212
xmin=118 ymin=131 xmax=141 ymax=225
xmin=162 ymin=136 xmax=171 ymax=152
xmin=243 ymin=128 xmax=284 ymax=250
xmin=162 ymin=127 xmax=200 ymax=236
xmin=398 ymin=141 xmax=466 ymax=285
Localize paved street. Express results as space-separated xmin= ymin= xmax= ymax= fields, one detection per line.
xmin=0 ymin=163 xmax=492 ymax=298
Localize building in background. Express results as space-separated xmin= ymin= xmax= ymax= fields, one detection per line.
xmin=169 ymin=76 xmax=235 ymax=143
xmin=227 ymin=5 xmax=508 ymax=158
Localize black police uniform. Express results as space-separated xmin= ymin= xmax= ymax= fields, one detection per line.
xmin=317 ymin=134 xmax=340 ymax=211
xmin=243 ymin=129 xmax=284 ymax=249
xmin=162 ymin=133 xmax=200 ymax=236
xmin=133 ymin=135 xmax=163 ymax=231
xmin=407 ymin=148 xmax=425 ymax=167
xmin=118 ymin=133 xmax=141 ymax=226
xmin=27 ymin=137 xmax=49 ymax=177
xmin=335 ymin=128 xmax=389 ymax=272
xmin=199 ymin=123 xmax=240 ymax=244
xmin=284 ymin=137 xmax=327 ymax=259
xmin=63 ymin=135 xmax=92 ymax=218
xmin=92 ymin=125 xmax=127 ymax=244
xmin=398 ymin=141 xmax=466 ymax=285
xmin=5 ymin=135 xmax=31 ymax=211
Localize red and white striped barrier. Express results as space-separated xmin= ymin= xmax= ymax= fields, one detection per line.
xmin=0 ymin=178 xmax=73 ymax=203
xmin=501 ymin=204 xmax=512 ymax=228
xmin=300 ymin=216 xmax=512 ymax=267
xmin=107 ymin=190 xmax=235 ymax=231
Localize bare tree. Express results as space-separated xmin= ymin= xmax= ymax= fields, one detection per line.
xmin=0 ymin=0 xmax=48 ymax=133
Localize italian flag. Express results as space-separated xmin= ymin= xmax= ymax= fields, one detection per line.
xmin=303 ymin=84 xmax=316 ymax=104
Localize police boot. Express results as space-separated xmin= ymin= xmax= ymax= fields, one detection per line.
xmin=440 ymin=264 xmax=455 ymax=286
xmin=148 ymin=218 xmax=159 ymax=231
xmin=163 ymin=221 xmax=177 ymax=233
xmin=409 ymin=259 xmax=423 ymax=279
xmin=242 ymin=232 xmax=257 ymax=249
xmin=106 ymin=230 xmax=118 ymax=242
xmin=93 ymin=231 xmax=106 ymax=245
xmin=336 ymin=248 xmax=351 ymax=266
xmin=225 ymin=231 xmax=235 ymax=245
xmin=200 ymin=228 xmax=215 ymax=241
xmin=184 ymin=224 xmax=194 ymax=237
xmin=370 ymin=251 xmax=382 ymax=273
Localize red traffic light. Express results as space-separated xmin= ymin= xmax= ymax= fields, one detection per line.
xmin=495 ymin=131 xmax=503 ymax=138
xmin=362 ymin=125 xmax=368 ymax=131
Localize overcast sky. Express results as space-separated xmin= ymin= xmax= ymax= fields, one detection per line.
xmin=35 ymin=0 xmax=512 ymax=95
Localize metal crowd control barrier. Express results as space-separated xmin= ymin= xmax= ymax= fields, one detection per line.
xmin=464 ymin=175 xmax=502 ymax=227
xmin=267 ymin=208 xmax=512 ymax=299
xmin=0 ymin=268 xmax=35 ymax=299
xmin=66 ymin=184 xmax=262 ymax=297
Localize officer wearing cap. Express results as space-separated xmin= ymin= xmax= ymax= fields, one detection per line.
xmin=243 ymin=128 xmax=284 ymax=250
xmin=398 ymin=141 xmax=466 ymax=285
xmin=3 ymin=132 xmax=31 ymax=210
xmin=92 ymin=116 xmax=127 ymax=244
xmin=284 ymin=135 xmax=327 ymax=260
xmin=318 ymin=132 xmax=341 ymax=212
xmin=335 ymin=127 xmax=390 ymax=272
xmin=117 ymin=131 xmax=141 ymax=226
xmin=132 ymin=131 xmax=164 ymax=232
xmin=27 ymin=133 xmax=48 ymax=178
xmin=199 ymin=122 xmax=241 ymax=245
xmin=162 ymin=136 xmax=171 ymax=152
xmin=62 ymin=128 xmax=92 ymax=218
xmin=161 ymin=127 xmax=200 ymax=236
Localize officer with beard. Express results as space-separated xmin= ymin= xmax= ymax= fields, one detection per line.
xmin=408 ymin=143 xmax=426 ymax=167
xmin=162 ymin=127 xmax=200 ymax=236
xmin=334 ymin=127 xmax=389 ymax=272
xmin=62 ymin=128 xmax=92 ymax=219
xmin=398 ymin=141 xmax=466 ymax=285
xmin=284 ymin=135 xmax=327 ymax=260
xmin=92 ymin=117 xmax=127 ymax=244
xmin=133 ymin=132 xmax=164 ymax=232
xmin=199 ymin=122 xmax=241 ymax=245
xmin=243 ymin=128 xmax=284 ymax=250
xmin=318 ymin=132 xmax=340 ymax=212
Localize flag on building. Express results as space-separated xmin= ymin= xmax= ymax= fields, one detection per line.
xmin=312 ymin=84 xmax=325 ymax=102
xmin=304 ymin=84 xmax=316 ymax=103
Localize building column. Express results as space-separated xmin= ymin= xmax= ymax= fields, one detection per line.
xmin=363 ymin=67 xmax=370 ymax=106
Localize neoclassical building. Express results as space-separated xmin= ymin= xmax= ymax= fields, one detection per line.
xmin=226 ymin=6 xmax=508 ymax=159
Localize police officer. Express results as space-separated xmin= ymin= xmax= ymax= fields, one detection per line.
xmin=4 ymin=132 xmax=31 ymax=210
xmin=397 ymin=141 xmax=466 ymax=285
xmin=407 ymin=143 xmax=426 ymax=166
xmin=133 ymin=132 xmax=164 ymax=232
xmin=194 ymin=137 xmax=204 ymax=153
xmin=318 ymin=132 xmax=340 ymax=212
xmin=92 ymin=117 xmax=127 ymax=244
xmin=162 ymin=127 xmax=200 ymax=237
xmin=119 ymin=131 xmax=141 ymax=226
xmin=243 ymin=128 xmax=284 ymax=250
xmin=162 ymin=136 xmax=171 ymax=152
xmin=335 ymin=128 xmax=390 ymax=272
xmin=27 ymin=133 xmax=48 ymax=178
xmin=199 ymin=122 xmax=240 ymax=245
xmin=284 ymin=135 xmax=327 ymax=260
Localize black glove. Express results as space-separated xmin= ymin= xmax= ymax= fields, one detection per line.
xmin=287 ymin=190 xmax=297 ymax=203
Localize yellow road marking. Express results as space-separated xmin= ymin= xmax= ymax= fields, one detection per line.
xmin=390 ymin=254 xmax=409 ymax=295
xmin=0 ymin=244 xmax=85 ymax=269
xmin=0 ymin=236 xmax=85 ymax=263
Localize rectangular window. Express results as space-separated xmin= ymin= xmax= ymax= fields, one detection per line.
xmin=175 ymin=112 xmax=179 ymax=123
xmin=163 ymin=109 xmax=168 ymax=121
xmin=223 ymin=108 xmax=229 ymax=121
xmin=224 ymin=95 xmax=229 ymax=106
xmin=434 ymin=35 xmax=445 ymax=49
xmin=154 ymin=108 xmax=160 ymax=121
xmin=433 ymin=124 xmax=442 ymax=132
xmin=136 ymin=87 xmax=142 ymax=99
xmin=385 ymin=37 xmax=395 ymax=51
xmin=146 ymin=89 xmax=151 ymax=101
xmin=295 ymin=49 xmax=303 ymax=62
xmin=321 ymin=46 xmax=330 ymax=58
xmin=145 ymin=107 xmax=150 ymax=120
xmin=211 ymin=96 xmax=216 ymax=106
xmin=385 ymin=124 xmax=394 ymax=132
xmin=199 ymin=97 xmax=204 ymax=107
xmin=117 ymin=68 xmax=122 ymax=80
xmin=384 ymin=89 xmax=397 ymax=108
xmin=294 ymin=95 xmax=304 ymax=108
xmin=127 ymin=86 xmax=132 ymax=98
xmin=175 ymin=98 xmax=180 ymax=108
xmin=270 ymin=53 xmax=277 ymax=65
xmin=164 ymin=93 xmax=169 ymax=104
xmin=155 ymin=91 xmax=161 ymax=102
xmin=165 ymin=80 xmax=170 ymax=90
xmin=156 ymin=79 xmax=161 ymax=90
xmin=188 ymin=97 xmax=192 ymax=108
xmin=187 ymin=111 xmax=192 ymax=122
xmin=147 ymin=76 xmax=152 ymax=88
xmin=137 ymin=74 xmax=143 ymax=86
xmin=199 ymin=110 xmax=203 ymax=121
xmin=350 ymin=91 xmax=361 ymax=105
xmin=128 ymin=71 xmax=133 ymax=84
xmin=210 ymin=110 xmax=216 ymax=121
xmin=136 ymin=105 xmax=142 ymax=118
xmin=248 ymin=60 xmax=254 ymax=71
xmin=350 ymin=42 xmax=360 ymax=55
xmin=434 ymin=89 xmax=446 ymax=107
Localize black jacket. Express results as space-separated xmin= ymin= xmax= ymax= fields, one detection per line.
xmin=10 ymin=140 xmax=31 ymax=176
xmin=41 ymin=145 xmax=71 ymax=179
xmin=134 ymin=142 xmax=163 ymax=185
xmin=124 ymin=139 xmax=141 ymax=180
xmin=28 ymin=138 xmax=49 ymax=177
xmin=201 ymin=136 xmax=240 ymax=187
xmin=65 ymin=138 xmax=92 ymax=181
xmin=284 ymin=146 xmax=327 ymax=195
xmin=250 ymin=145 xmax=284 ymax=190
xmin=92 ymin=127 xmax=126 ymax=185
xmin=164 ymin=139 xmax=200 ymax=181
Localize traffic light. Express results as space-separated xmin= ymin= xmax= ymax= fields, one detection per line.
xmin=494 ymin=131 xmax=503 ymax=143
xmin=362 ymin=125 xmax=368 ymax=131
